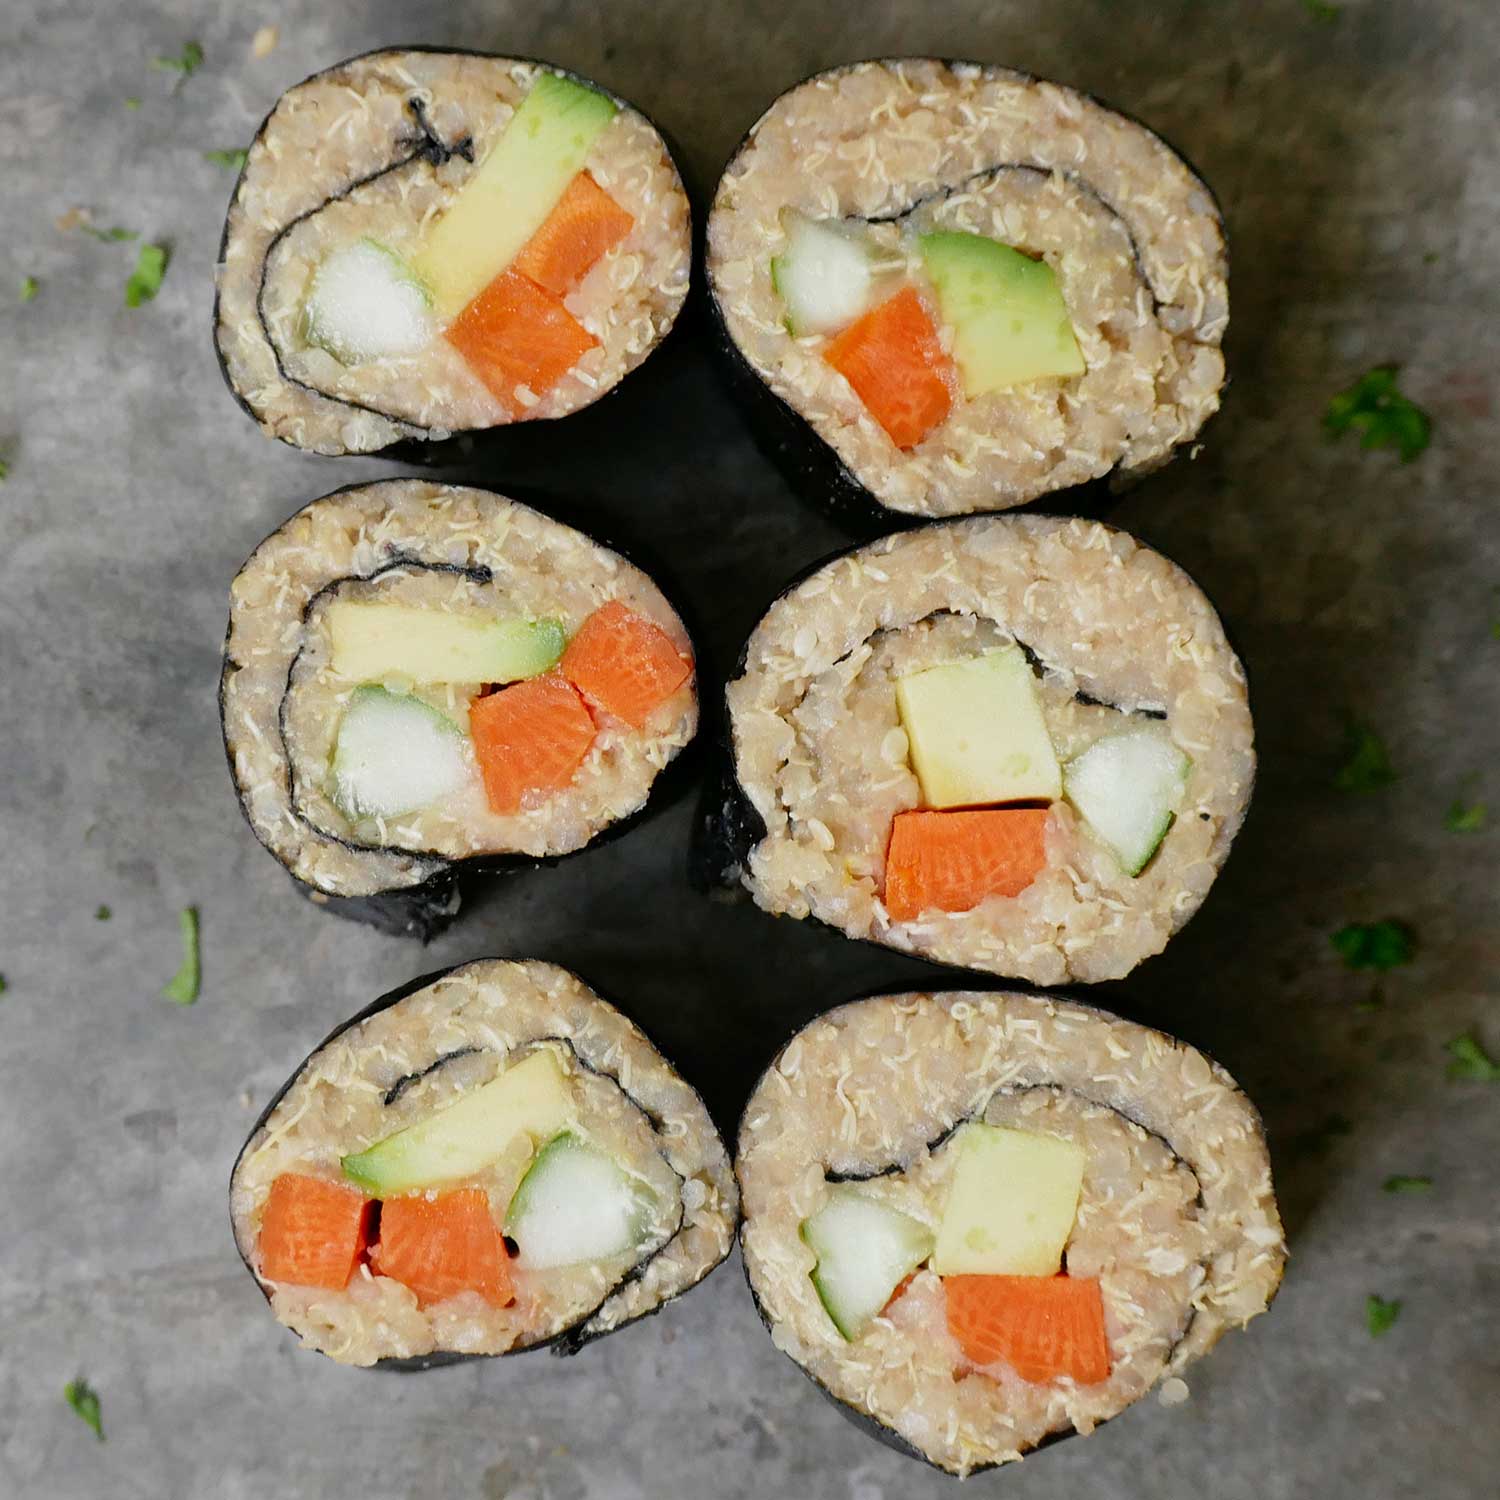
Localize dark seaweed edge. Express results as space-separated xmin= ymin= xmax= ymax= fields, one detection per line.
xmin=211 ymin=45 xmax=693 ymax=456
xmin=731 ymin=982 xmax=1283 ymax=1476
xmin=701 ymin=55 xmax=1228 ymax=536
xmin=227 ymin=958 xmax=735 ymax=1371
xmin=689 ymin=513 xmax=1257 ymax=986
xmin=219 ymin=479 xmax=704 ymax=942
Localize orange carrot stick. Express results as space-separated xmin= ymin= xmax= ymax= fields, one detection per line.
xmin=445 ymin=269 xmax=599 ymax=413
xmin=884 ymin=808 xmax=1049 ymax=921
xmin=469 ymin=672 xmax=596 ymax=814
xmin=943 ymin=1274 xmax=1110 ymax=1383
xmin=258 ymin=1173 xmax=371 ymax=1290
xmin=371 ymin=1189 xmax=514 ymax=1308
xmin=824 ymin=286 xmax=953 ymax=449
xmin=513 ymin=172 xmax=635 ymax=298
xmin=560 ymin=601 xmax=692 ymax=728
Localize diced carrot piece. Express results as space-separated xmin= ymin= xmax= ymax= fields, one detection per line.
xmin=824 ymin=286 xmax=953 ymax=449
xmin=469 ymin=672 xmax=596 ymax=813
xmin=944 ymin=1274 xmax=1111 ymax=1384
xmin=513 ymin=172 xmax=635 ymax=298
xmin=559 ymin=601 xmax=692 ymax=728
xmin=445 ymin=269 xmax=599 ymax=413
xmin=884 ymin=808 xmax=1049 ymax=922
xmin=371 ymin=1188 xmax=514 ymax=1308
xmin=258 ymin=1173 xmax=371 ymax=1290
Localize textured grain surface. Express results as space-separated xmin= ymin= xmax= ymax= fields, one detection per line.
xmin=1 ymin=2 xmax=1497 ymax=1498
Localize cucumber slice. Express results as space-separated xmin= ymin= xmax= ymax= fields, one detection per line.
xmin=342 ymin=1050 xmax=574 ymax=1196
xmin=1063 ymin=724 xmax=1191 ymax=876
xmin=770 ymin=211 xmax=876 ymax=336
xmin=801 ymin=1185 xmax=934 ymax=1341
xmin=305 ymin=237 xmax=434 ymax=364
xmin=505 ymin=1131 xmax=653 ymax=1269
xmin=329 ymin=685 xmax=470 ymax=820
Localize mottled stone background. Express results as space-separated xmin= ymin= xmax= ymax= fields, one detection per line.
xmin=1 ymin=2 xmax=1495 ymax=1497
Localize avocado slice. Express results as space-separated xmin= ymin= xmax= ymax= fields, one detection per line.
xmin=894 ymin=646 xmax=1063 ymax=808
xmin=341 ymin=1049 xmax=573 ymax=1196
xmin=505 ymin=1130 xmax=654 ymax=1268
xmin=1063 ymin=723 xmax=1191 ymax=875
xmin=326 ymin=601 xmax=566 ymax=685
xmin=919 ymin=231 xmax=1086 ymax=395
xmin=931 ymin=1123 xmax=1085 ymax=1277
xmin=801 ymin=1186 xmax=934 ymax=1341
xmin=414 ymin=73 xmax=618 ymax=320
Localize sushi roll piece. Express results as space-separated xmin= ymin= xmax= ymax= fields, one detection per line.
xmin=707 ymin=59 xmax=1225 ymax=526
xmin=709 ymin=515 xmax=1251 ymax=984
xmin=221 ymin=479 xmax=696 ymax=938
xmin=736 ymin=989 xmax=1284 ymax=1475
xmin=231 ymin=959 xmax=738 ymax=1367
xmin=215 ymin=49 xmax=690 ymax=455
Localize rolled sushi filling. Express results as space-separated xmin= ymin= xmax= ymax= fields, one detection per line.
xmin=223 ymin=481 xmax=697 ymax=902
xmin=736 ymin=993 xmax=1284 ymax=1475
xmin=231 ymin=962 xmax=737 ymax=1365
xmin=217 ymin=53 xmax=690 ymax=453
xmin=709 ymin=59 xmax=1226 ymax=516
xmin=724 ymin=517 xmax=1252 ymax=984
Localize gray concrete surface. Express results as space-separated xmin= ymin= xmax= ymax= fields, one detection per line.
xmin=2 ymin=1 xmax=1497 ymax=1496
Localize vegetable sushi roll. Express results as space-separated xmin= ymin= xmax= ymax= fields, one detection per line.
xmin=231 ymin=959 xmax=738 ymax=1367
xmin=737 ymin=990 xmax=1283 ymax=1475
xmin=707 ymin=59 xmax=1225 ymax=523
xmin=215 ymin=49 xmax=690 ymax=455
xmin=221 ymin=479 xmax=696 ymax=939
xmin=710 ymin=515 xmax=1250 ymax=983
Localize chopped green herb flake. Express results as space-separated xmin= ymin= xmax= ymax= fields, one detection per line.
xmin=20 ymin=275 xmax=38 ymax=302
xmin=204 ymin=149 xmax=248 ymax=171
xmin=152 ymin=41 xmax=203 ymax=76
xmin=95 ymin=905 xmax=112 ymax=922
xmin=1302 ymin=0 xmax=1340 ymax=19
xmin=1366 ymin=1295 xmax=1401 ymax=1337
xmin=162 ymin=906 xmax=200 ymax=1004
xmin=1334 ymin=720 xmax=1395 ymax=793
xmin=64 ymin=1378 xmax=104 ymax=1440
xmin=1445 ymin=1031 xmax=1500 ymax=1082
xmin=125 ymin=244 xmax=169 ymax=309
xmin=1331 ymin=920 xmax=1415 ymax=972
xmin=125 ymin=96 xmax=141 ymax=109
xmin=1324 ymin=366 xmax=1432 ymax=463
xmin=1382 ymin=1175 xmax=1433 ymax=1194
xmin=1422 ymin=250 xmax=1439 ymax=265
xmin=83 ymin=225 xmax=138 ymax=243
xmin=0 ymin=459 xmax=9 ymax=482
xmin=1444 ymin=797 xmax=1487 ymax=833
xmin=0 ymin=974 xmax=7 ymax=993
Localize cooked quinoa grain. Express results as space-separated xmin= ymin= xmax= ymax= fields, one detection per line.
xmin=708 ymin=59 xmax=1225 ymax=517
xmin=736 ymin=991 xmax=1283 ymax=1475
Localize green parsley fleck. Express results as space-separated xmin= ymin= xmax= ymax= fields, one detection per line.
xmin=0 ymin=974 xmax=7 ymax=993
xmin=83 ymin=225 xmax=138 ymax=243
xmin=1382 ymin=1174 xmax=1433 ymax=1194
xmin=1331 ymin=920 xmax=1415 ymax=972
xmin=1366 ymin=1295 xmax=1401 ymax=1337
xmin=125 ymin=244 xmax=169 ymax=309
xmin=1302 ymin=0 xmax=1340 ymax=20
xmin=124 ymin=96 xmax=141 ymax=110
xmin=0 ymin=457 xmax=9 ymax=482
xmin=204 ymin=149 xmax=249 ymax=171
xmin=20 ymin=275 xmax=38 ymax=303
xmin=152 ymin=41 xmax=203 ymax=77
xmin=64 ymin=1378 xmax=103 ymax=1440
xmin=162 ymin=906 xmax=199 ymax=1005
xmin=95 ymin=905 xmax=112 ymax=922
xmin=1333 ymin=720 xmax=1395 ymax=793
xmin=1444 ymin=797 xmax=1487 ymax=833
xmin=1445 ymin=1031 xmax=1500 ymax=1083
xmin=1324 ymin=366 xmax=1432 ymax=463
xmin=1422 ymin=250 xmax=1439 ymax=265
